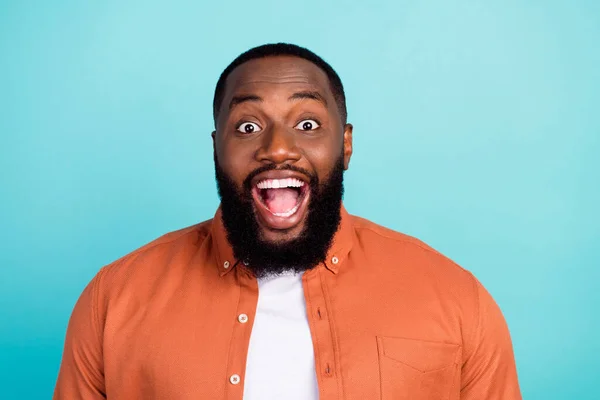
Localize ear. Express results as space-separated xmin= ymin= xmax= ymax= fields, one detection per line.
xmin=343 ymin=123 xmax=353 ymax=170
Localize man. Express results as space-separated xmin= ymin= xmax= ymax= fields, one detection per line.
xmin=54 ymin=43 xmax=521 ymax=399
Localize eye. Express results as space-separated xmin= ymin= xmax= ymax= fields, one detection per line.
xmin=236 ymin=122 xmax=262 ymax=134
xmin=294 ymin=119 xmax=320 ymax=131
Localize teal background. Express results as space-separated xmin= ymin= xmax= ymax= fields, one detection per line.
xmin=1 ymin=0 xmax=598 ymax=398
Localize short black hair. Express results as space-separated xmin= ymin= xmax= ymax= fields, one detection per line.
xmin=212 ymin=43 xmax=347 ymax=127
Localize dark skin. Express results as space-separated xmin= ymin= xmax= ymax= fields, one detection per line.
xmin=212 ymin=55 xmax=353 ymax=243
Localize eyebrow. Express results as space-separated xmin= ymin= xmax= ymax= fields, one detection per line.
xmin=228 ymin=94 xmax=263 ymax=111
xmin=227 ymin=90 xmax=328 ymax=112
xmin=288 ymin=91 xmax=328 ymax=107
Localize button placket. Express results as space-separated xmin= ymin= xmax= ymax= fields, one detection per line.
xmin=229 ymin=374 xmax=241 ymax=385
xmin=225 ymin=267 xmax=258 ymax=398
xmin=303 ymin=268 xmax=340 ymax=398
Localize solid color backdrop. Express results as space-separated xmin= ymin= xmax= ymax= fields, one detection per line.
xmin=1 ymin=0 xmax=599 ymax=399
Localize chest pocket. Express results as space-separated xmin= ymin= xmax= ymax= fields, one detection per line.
xmin=377 ymin=336 xmax=460 ymax=400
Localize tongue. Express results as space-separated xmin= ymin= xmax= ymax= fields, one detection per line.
xmin=263 ymin=188 xmax=299 ymax=214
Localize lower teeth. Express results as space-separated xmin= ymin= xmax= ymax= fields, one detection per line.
xmin=272 ymin=202 xmax=300 ymax=217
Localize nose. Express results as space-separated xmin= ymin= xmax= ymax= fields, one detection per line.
xmin=255 ymin=124 xmax=301 ymax=165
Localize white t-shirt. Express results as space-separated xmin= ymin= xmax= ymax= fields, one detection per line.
xmin=243 ymin=272 xmax=319 ymax=399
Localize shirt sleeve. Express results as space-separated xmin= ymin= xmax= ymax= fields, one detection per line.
xmin=460 ymin=276 xmax=522 ymax=399
xmin=53 ymin=269 xmax=106 ymax=399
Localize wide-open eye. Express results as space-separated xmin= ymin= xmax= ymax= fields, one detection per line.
xmin=294 ymin=119 xmax=320 ymax=131
xmin=236 ymin=122 xmax=262 ymax=134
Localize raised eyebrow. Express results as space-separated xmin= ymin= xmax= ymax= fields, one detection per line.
xmin=288 ymin=91 xmax=328 ymax=107
xmin=228 ymin=94 xmax=263 ymax=111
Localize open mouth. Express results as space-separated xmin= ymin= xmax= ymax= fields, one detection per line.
xmin=251 ymin=176 xmax=310 ymax=230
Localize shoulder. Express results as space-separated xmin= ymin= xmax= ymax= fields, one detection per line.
xmin=96 ymin=218 xmax=214 ymax=290
xmin=349 ymin=214 xmax=483 ymax=341
xmin=349 ymin=214 xmax=476 ymax=287
xmin=351 ymin=215 xmax=446 ymax=256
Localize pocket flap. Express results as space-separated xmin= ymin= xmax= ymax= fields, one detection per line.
xmin=378 ymin=336 xmax=460 ymax=373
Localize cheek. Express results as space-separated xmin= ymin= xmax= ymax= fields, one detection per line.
xmin=298 ymin=134 xmax=343 ymax=180
xmin=217 ymin=138 xmax=257 ymax=184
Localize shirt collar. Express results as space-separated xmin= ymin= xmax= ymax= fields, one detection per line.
xmin=211 ymin=204 xmax=354 ymax=276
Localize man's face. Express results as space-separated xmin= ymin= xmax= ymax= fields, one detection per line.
xmin=213 ymin=55 xmax=353 ymax=276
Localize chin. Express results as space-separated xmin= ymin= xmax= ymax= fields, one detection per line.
xmin=258 ymin=220 xmax=306 ymax=243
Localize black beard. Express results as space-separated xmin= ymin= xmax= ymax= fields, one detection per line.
xmin=214 ymin=153 xmax=344 ymax=279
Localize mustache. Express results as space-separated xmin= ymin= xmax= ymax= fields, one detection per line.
xmin=242 ymin=164 xmax=317 ymax=191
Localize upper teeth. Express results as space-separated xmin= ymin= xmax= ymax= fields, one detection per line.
xmin=257 ymin=178 xmax=305 ymax=189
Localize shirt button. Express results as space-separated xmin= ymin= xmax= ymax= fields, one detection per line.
xmin=223 ymin=261 xmax=230 ymax=269
xmin=229 ymin=374 xmax=241 ymax=385
xmin=331 ymin=256 xmax=339 ymax=265
xmin=238 ymin=313 xmax=249 ymax=323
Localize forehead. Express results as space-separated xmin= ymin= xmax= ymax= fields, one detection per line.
xmin=224 ymin=56 xmax=333 ymax=100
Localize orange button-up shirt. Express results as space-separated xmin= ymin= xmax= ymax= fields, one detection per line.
xmin=54 ymin=206 xmax=521 ymax=399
